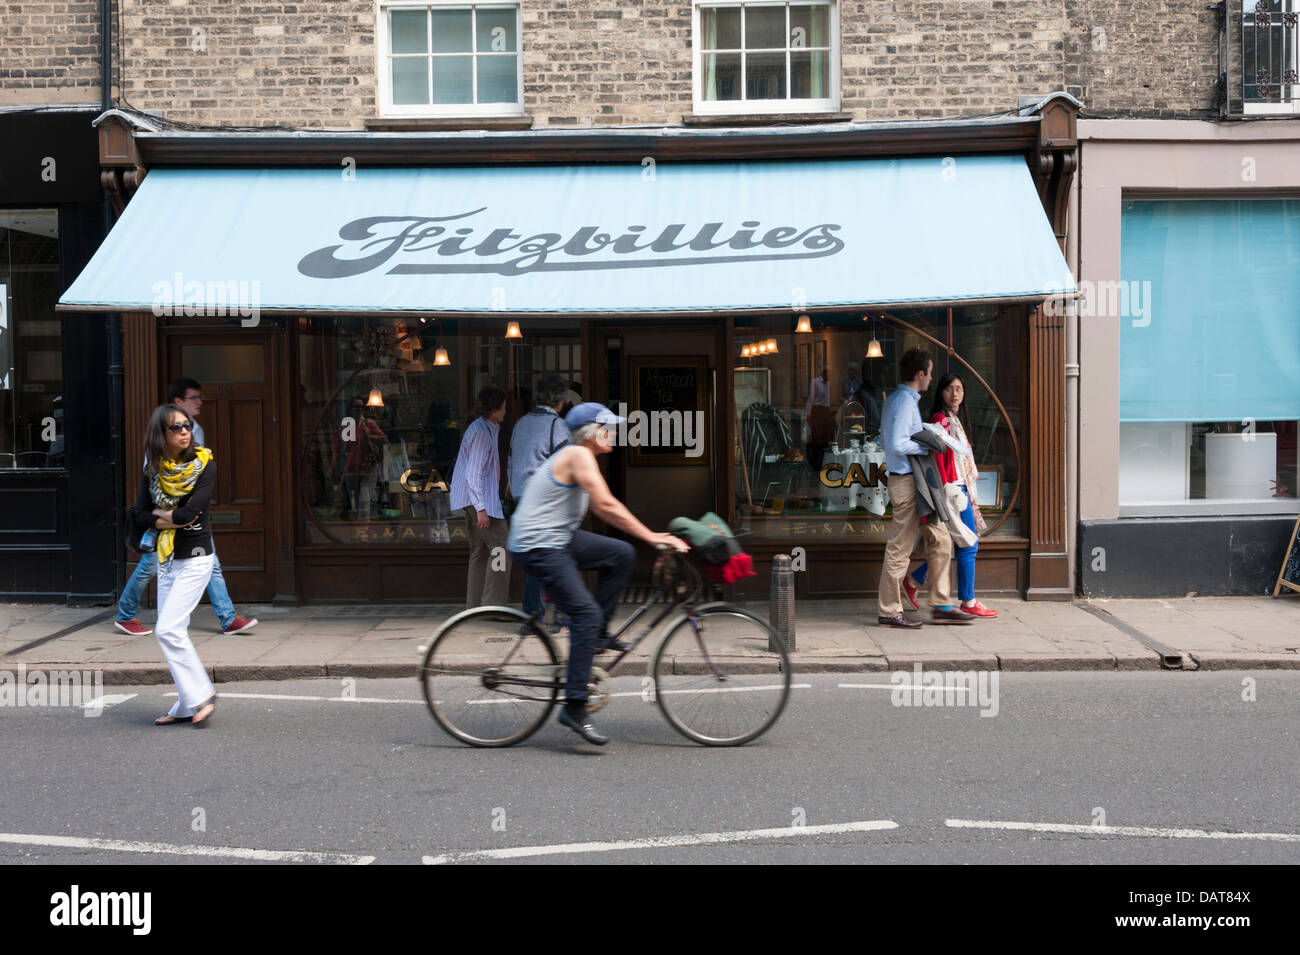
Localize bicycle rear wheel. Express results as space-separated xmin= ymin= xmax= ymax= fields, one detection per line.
xmin=420 ymin=607 xmax=559 ymax=747
xmin=651 ymin=605 xmax=791 ymax=746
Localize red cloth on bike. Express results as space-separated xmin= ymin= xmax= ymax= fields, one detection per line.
xmin=701 ymin=553 xmax=755 ymax=584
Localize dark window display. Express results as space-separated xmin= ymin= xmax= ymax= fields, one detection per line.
xmin=732 ymin=308 xmax=1024 ymax=541
xmin=297 ymin=318 xmax=581 ymax=545
xmin=0 ymin=210 xmax=62 ymax=469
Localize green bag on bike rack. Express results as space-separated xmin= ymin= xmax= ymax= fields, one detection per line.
xmin=668 ymin=512 xmax=743 ymax=566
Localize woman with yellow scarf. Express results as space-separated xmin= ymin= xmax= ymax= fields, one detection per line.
xmin=132 ymin=404 xmax=219 ymax=726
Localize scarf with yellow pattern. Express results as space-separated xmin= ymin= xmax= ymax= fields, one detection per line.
xmin=150 ymin=446 xmax=213 ymax=565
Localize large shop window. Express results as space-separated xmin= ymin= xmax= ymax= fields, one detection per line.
xmin=298 ymin=317 xmax=580 ymax=545
xmin=1119 ymin=199 xmax=1300 ymax=511
xmin=732 ymin=309 xmax=1024 ymax=543
xmin=0 ymin=210 xmax=62 ymax=469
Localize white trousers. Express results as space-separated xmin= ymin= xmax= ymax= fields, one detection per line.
xmin=156 ymin=554 xmax=215 ymax=717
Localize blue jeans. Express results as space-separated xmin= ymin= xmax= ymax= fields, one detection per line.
xmin=510 ymin=530 xmax=635 ymax=702
xmin=118 ymin=550 xmax=235 ymax=628
xmin=522 ymin=572 xmax=544 ymax=618
xmin=913 ymin=484 xmax=978 ymax=603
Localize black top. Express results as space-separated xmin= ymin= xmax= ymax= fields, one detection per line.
xmin=133 ymin=457 xmax=216 ymax=559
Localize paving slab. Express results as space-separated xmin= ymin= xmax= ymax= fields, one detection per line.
xmin=2 ymin=594 xmax=1295 ymax=678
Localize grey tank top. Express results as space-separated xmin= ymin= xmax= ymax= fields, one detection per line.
xmin=507 ymin=452 xmax=590 ymax=551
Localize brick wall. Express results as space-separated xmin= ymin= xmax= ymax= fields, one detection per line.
xmin=6 ymin=1 xmax=1224 ymax=126
xmin=1063 ymin=0 xmax=1219 ymax=117
xmin=0 ymin=0 xmax=112 ymax=106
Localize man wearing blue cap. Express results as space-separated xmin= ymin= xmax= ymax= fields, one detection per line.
xmin=509 ymin=402 xmax=690 ymax=745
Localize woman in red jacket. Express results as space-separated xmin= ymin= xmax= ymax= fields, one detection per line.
xmin=904 ymin=373 xmax=997 ymax=618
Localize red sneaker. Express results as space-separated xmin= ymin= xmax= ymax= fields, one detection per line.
xmin=902 ymin=577 xmax=920 ymax=611
xmin=114 ymin=618 xmax=153 ymax=636
xmin=222 ymin=616 xmax=259 ymax=634
xmin=960 ymin=600 xmax=998 ymax=618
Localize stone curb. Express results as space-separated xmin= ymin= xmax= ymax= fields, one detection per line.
xmin=1185 ymin=653 xmax=1300 ymax=670
xmin=67 ymin=653 xmax=1270 ymax=685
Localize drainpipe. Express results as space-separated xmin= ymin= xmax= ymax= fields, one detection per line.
xmin=1064 ymin=143 xmax=1082 ymax=595
xmin=101 ymin=0 xmax=126 ymax=596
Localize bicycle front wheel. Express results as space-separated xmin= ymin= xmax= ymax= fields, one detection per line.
xmin=420 ymin=607 xmax=559 ymax=747
xmin=651 ymin=605 xmax=791 ymax=746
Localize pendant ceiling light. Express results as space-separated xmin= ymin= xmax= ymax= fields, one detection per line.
xmin=795 ymin=315 xmax=812 ymax=333
xmin=505 ymin=321 xmax=522 ymax=339
xmin=865 ymin=315 xmax=883 ymax=358
xmin=367 ymin=388 xmax=384 ymax=408
xmin=434 ymin=347 xmax=451 ymax=366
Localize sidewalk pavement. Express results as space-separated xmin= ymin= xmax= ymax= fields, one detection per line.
xmin=1 ymin=595 xmax=1298 ymax=684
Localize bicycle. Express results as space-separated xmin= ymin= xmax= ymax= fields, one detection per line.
xmin=418 ymin=546 xmax=791 ymax=747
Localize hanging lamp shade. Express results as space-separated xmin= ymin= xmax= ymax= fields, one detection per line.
xmin=795 ymin=315 xmax=812 ymax=333
xmin=765 ymin=338 xmax=779 ymax=354
xmin=434 ymin=347 xmax=451 ymax=366
xmin=366 ymin=388 xmax=384 ymax=408
xmin=505 ymin=321 xmax=522 ymax=339
xmin=866 ymin=339 xmax=884 ymax=359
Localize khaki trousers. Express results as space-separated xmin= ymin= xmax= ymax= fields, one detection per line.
xmin=463 ymin=508 xmax=511 ymax=608
xmin=878 ymin=472 xmax=952 ymax=617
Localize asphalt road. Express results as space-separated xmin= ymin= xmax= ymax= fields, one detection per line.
xmin=2 ymin=671 xmax=1298 ymax=865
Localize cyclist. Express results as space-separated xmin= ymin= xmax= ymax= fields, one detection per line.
xmin=508 ymin=402 xmax=689 ymax=746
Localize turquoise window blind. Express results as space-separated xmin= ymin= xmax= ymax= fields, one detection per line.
xmin=1119 ymin=199 xmax=1300 ymax=423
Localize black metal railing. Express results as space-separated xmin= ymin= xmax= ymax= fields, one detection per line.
xmin=1216 ymin=0 xmax=1300 ymax=114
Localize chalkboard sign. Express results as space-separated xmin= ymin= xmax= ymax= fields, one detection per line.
xmin=627 ymin=356 xmax=709 ymax=466
xmin=1274 ymin=513 xmax=1300 ymax=596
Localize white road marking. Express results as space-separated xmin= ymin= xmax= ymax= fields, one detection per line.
xmin=840 ymin=683 xmax=973 ymax=693
xmin=82 ymin=693 xmax=137 ymax=711
xmin=164 ymin=691 xmax=421 ymax=704
xmin=610 ymin=682 xmax=810 ymax=698
xmin=945 ymin=819 xmax=1300 ymax=842
xmin=422 ymin=819 xmax=898 ymax=864
xmin=0 ymin=832 xmax=374 ymax=864
xmin=458 ymin=683 xmax=810 ymax=704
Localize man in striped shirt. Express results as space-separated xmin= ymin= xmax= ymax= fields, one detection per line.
xmin=449 ymin=386 xmax=510 ymax=608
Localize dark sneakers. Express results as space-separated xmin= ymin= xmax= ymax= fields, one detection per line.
xmin=558 ymin=702 xmax=608 ymax=745
xmin=877 ymin=613 xmax=922 ymax=629
xmin=932 ymin=607 xmax=977 ymax=624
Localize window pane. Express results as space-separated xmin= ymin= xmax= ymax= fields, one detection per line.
xmin=433 ymin=56 xmax=474 ymax=103
xmin=390 ymin=9 xmax=427 ymax=54
xmin=392 ymin=57 xmax=429 ymax=105
xmin=297 ymin=318 xmax=465 ymax=543
xmin=0 ymin=210 xmax=61 ymax=469
xmin=745 ymin=5 xmax=786 ymax=49
xmin=732 ymin=310 xmax=1025 ymax=543
xmin=431 ymin=8 xmax=473 ymax=53
xmin=790 ymin=50 xmax=828 ymax=98
xmin=701 ymin=6 xmax=742 ymax=49
xmin=746 ymin=51 xmax=787 ymax=99
xmin=476 ymin=7 xmax=517 ymax=52
xmin=181 ymin=344 xmax=264 ymax=384
xmin=703 ymin=52 xmax=742 ymax=100
xmin=477 ymin=55 xmax=517 ymax=103
xmin=789 ymin=4 xmax=829 ymax=48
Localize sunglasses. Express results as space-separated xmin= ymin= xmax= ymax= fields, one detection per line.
xmin=166 ymin=421 xmax=195 ymax=433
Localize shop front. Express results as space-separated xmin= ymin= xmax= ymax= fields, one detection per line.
xmin=0 ymin=107 xmax=114 ymax=603
xmin=1074 ymin=119 xmax=1300 ymax=597
xmin=61 ymin=102 xmax=1080 ymax=603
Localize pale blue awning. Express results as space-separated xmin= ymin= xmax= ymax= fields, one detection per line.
xmin=61 ymin=156 xmax=1075 ymax=314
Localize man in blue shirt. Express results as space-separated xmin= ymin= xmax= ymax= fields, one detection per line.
xmin=508 ymin=375 xmax=572 ymax=621
xmin=877 ymin=349 xmax=973 ymax=627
